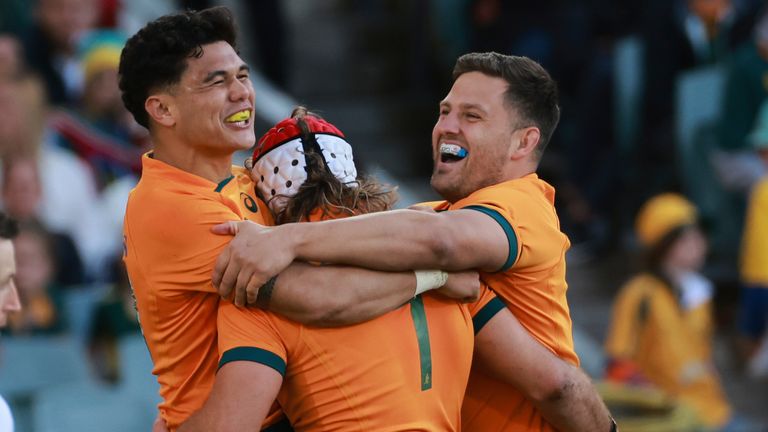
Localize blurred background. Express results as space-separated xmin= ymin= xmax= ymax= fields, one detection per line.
xmin=1 ymin=0 xmax=768 ymax=430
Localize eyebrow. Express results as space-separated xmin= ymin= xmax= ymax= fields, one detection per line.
xmin=201 ymin=64 xmax=250 ymax=84
xmin=440 ymin=101 xmax=488 ymax=114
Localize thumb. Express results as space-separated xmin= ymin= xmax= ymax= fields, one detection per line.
xmin=211 ymin=221 xmax=240 ymax=236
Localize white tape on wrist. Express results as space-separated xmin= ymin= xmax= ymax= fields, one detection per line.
xmin=414 ymin=270 xmax=449 ymax=296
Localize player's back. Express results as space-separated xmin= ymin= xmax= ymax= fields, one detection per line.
xmin=218 ymin=289 xmax=492 ymax=431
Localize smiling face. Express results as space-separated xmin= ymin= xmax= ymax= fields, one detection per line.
xmin=431 ymin=71 xmax=521 ymax=203
xmin=158 ymin=41 xmax=255 ymax=155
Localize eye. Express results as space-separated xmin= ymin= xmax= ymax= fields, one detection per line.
xmin=237 ymin=74 xmax=249 ymax=81
xmin=211 ymin=79 xmax=225 ymax=86
xmin=439 ymin=107 xmax=449 ymax=116
xmin=465 ymin=112 xmax=481 ymax=120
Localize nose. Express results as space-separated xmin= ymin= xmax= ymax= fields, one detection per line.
xmin=434 ymin=112 xmax=460 ymax=137
xmin=229 ymin=77 xmax=252 ymax=103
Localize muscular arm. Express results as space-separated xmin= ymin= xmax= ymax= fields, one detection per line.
xmin=257 ymin=262 xmax=414 ymax=327
xmin=214 ymin=209 xmax=508 ymax=298
xmin=474 ymin=308 xmax=613 ymax=432
xmin=286 ymin=209 xmax=507 ymax=271
xmin=243 ymin=264 xmax=479 ymax=327
xmin=178 ymin=362 xmax=282 ymax=432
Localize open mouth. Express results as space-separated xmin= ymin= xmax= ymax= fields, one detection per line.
xmin=439 ymin=143 xmax=468 ymax=163
xmin=224 ymin=109 xmax=252 ymax=127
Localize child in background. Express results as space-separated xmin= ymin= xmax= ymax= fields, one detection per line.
xmin=604 ymin=193 xmax=736 ymax=431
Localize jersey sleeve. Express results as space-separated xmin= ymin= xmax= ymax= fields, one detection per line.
xmin=453 ymin=189 xmax=521 ymax=272
xmin=217 ymin=301 xmax=289 ymax=376
xmin=125 ymin=194 xmax=243 ymax=295
xmin=466 ymin=283 xmax=506 ymax=335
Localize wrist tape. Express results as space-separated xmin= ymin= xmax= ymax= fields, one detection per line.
xmin=414 ymin=270 xmax=449 ymax=296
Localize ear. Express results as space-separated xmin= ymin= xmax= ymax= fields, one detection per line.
xmin=510 ymin=127 xmax=540 ymax=160
xmin=145 ymin=95 xmax=176 ymax=128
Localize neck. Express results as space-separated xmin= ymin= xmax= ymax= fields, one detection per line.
xmin=502 ymin=159 xmax=537 ymax=181
xmin=152 ymin=133 xmax=233 ymax=184
xmin=662 ymin=263 xmax=689 ymax=283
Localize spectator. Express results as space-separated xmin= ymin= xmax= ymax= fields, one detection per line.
xmin=88 ymin=258 xmax=140 ymax=383
xmin=20 ymin=0 xmax=99 ymax=106
xmin=48 ymin=30 xmax=146 ymax=190
xmin=603 ymin=193 xmax=750 ymax=431
xmin=0 ymin=34 xmax=24 ymax=81
xmin=5 ymin=220 xmax=65 ymax=335
xmin=0 ymin=75 xmax=113 ymax=282
xmin=640 ymin=0 xmax=758 ymax=193
xmin=714 ymin=8 xmax=768 ymax=192
xmin=738 ymin=99 xmax=768 ymax=378
xmin=1 ymin=155 xmax=85 ymax=286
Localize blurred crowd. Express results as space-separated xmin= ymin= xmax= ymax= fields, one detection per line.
xmin=0 ymin=0 xmax=767 ymax=430
xmin=0 ymin=0 xmax=288 ymax=380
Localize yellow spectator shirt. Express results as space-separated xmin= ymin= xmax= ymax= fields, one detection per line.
xmin=741 ymin=177 xmax=768 ymax=285
xmin=604 ymin=273 xmax=731 ymax=427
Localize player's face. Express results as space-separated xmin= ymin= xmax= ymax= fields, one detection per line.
xmin=169 ymin=41 xmax=255 ymax=155
xmin=0 ymin=239 xmax=20 ymax=327
xmin=431 ymin=71 xmax=518 ymax=202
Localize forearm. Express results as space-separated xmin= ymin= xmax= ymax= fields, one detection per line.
xmin=532 ymin=365 xmax=613 ymax=432
xmin=266 ymin=261 xmax=417 ymax=326
xmin=283 ymin=210 xmax=461 ymax=271
xmin=474 ymin=310 xmax=613 ymax=432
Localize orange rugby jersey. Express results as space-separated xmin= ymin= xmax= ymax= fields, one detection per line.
xmin=123 ymin=153 xmax=282 ymax=431
xmin=434 ymin=173 xmax=577 ymax=432
xmin=217 ymin=283 xmax=505 ymax=431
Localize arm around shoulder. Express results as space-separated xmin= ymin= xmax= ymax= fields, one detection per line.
xmin=288 ymin=208 xmax=509 ymax=272
xmin=474 ymin=308 xmax=613 ymax=432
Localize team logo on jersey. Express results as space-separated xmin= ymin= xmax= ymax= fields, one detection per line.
xmin=241 ymin=192 xmax=258 ymax=213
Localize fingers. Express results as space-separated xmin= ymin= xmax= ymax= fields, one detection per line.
xmin=246 ymin=275 xmax=261 ymax=306
xmin=233 ymin=270 xmax=251 ymax=307
xmin=211 ymin=221 xmax=239 ymax=235
xmin=217 ymin=254 xmax=241 ymax=302
xmin=213 ymin=247 xmax=230 ymax=295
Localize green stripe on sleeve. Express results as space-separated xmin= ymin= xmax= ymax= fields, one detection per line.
xmin=464 ymin=205 xmax=518 ymax=272
xmin=218 ymin=346 xmax=286 ymax=376
xmin=472 ymin=297 xmax=506 ymax=335
xmin=409 ymin=295 xmax=433 ymax=391
xmin=214 ymin=175 xmax=234 ymax=192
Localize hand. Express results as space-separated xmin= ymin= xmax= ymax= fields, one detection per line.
xmin=152 ymin=414 xmax=168 ymax=432
xmin=438 ymin=271 xmax=480 ymax=303
xmin=211 ymin=221 xmax=296 ymax=307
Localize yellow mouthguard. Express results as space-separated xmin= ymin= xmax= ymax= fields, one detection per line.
xmin=226 ymin=110 xmax=251 ymax=122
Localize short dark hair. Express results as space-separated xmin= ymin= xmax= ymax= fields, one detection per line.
xmin=0 ymin=212 xmax=18 ymax=239
xmin=118 ymin=6 xmax=238 ymax=129
xmin=453 ymin=52 xmax=560 ymax=159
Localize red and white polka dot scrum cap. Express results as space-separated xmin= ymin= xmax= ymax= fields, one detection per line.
xmin=252 ymin=115 xmax=357 ymax=212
